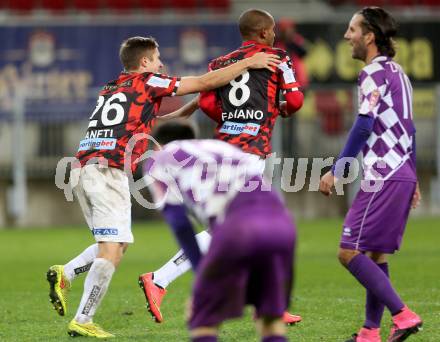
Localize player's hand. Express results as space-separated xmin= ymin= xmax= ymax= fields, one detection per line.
xmin=411 ymin=182 xmax=421 ymax=209
xmin=247 ymin=52 xmax=280 ymax=72
xmin=319 ymin=170 xmax=336 ymax=196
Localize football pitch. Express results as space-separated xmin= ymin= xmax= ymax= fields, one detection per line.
xmin=0 ymin=217 xmax=438 ymax=341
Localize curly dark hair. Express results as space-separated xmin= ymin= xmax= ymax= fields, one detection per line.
xmin=358 ymin=7 xmax=398 ymax=57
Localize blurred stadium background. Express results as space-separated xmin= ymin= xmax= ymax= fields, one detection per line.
xmin=0 ymin=0 xmax=439 ymax=227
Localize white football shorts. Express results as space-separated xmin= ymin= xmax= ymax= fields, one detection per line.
xmin=71 ymin=164 xmax=133 ymax=243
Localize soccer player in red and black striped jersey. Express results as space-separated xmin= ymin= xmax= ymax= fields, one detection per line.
xmin=46 ymin=36 xmax=279 ymax=338
xmin=200 ymin=11 xmax=304 ymax=159
xmin=140 ymin=9 xmax=304 ymax=331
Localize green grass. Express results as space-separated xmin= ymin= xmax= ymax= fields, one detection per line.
xmin=0 ymin=217 xmax=439 ymax=341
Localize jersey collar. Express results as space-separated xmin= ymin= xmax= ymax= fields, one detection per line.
xmin=241 ymin=40 xmax=270 ymax=48
xmin=371 ymin=55 xmax=390 ymax=63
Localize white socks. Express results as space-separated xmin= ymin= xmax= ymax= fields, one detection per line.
xmin=64 ymin=244 xmax=99 ymax=282
xmin=74 ymin=258 xmax=115 ymax=324
xmin=153 ymin=230 xmax=212 ymax=289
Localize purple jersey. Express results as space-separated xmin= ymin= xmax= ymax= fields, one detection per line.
xmin=357 ymin=56 xmax=416 ymax=182
xmin=145 ymin=139 xmax=264 ymax=225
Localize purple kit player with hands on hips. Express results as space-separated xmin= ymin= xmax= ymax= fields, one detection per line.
xmin=320 ymin=7 xmax=422 ymax=342
xmin=45 ymin=35 xmax=279 ymax=338
xmin=145 ymin=121 xmax=296 ymax=342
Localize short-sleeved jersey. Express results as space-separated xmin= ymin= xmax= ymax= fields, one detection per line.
xmin=208 ymin=41 xmax=300 ymax=157
xmin=76 ymin=71 xmax=180 ymax=173
xmin=357 ymin=56 xmax=416 ymax=182
xmin=145 ymin=139 xmax=264 ymax=226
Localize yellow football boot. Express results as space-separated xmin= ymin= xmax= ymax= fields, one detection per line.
xmin=47 ymin=265 xmax=71 ymax=316
xmin=67 ymin=320 xmax=115 ymax=338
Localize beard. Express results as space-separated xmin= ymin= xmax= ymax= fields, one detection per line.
xmin=352 ymin=43 xmax=367 ymax=62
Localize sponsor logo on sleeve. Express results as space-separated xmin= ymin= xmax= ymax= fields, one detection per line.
xmin=147 ymin=76 xmax=171 ymax=88
xmin=368 ymin=89 xmax=380 ymax=111
xmin=278 ymin=61 xmax=296 ymax=84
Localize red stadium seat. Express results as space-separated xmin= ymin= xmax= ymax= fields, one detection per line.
xmin=419 ymin=0 xmax=440 ymax=6
xmin=7 ymin=0 xmax=36 ymax=12
xmin=105 ymin=0 xmax=135 ymax=11
xmin=72 ymin=0 xmax=101 ymax=12
xmin=204 ymin=0 xmax=230 ymax=10
xmin=41 ymin=0 xmax=68 ymax=12
xmin=138 ymin=0 xmax=164 ymax=11
xmin=170 ymin=0 xmax=196 ymax=10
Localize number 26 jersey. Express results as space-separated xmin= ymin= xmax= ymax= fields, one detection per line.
xmin=209 ymin=40 xmax=300 ymax=157
xmin=76 ymin=71 xmax=180 ymax=173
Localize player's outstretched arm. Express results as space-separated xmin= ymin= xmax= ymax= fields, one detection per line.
xmin=176 ymin=52 xmax=280 ymax=96
xmin=162 ymin=204 xmax=202 ymax=270
xmin=158 ymin=96 xmax=199 ymax=121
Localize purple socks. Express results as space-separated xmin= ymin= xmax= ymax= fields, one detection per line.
xmin=192 ymin=337 xmax=217 ymax=342
xmin=364 ymin=262 xmax=389 ymax=329
xmin=262 ymin=337 xmax=287 ymax=342
xmin=348 ymin=254 xmax=404 ymax=315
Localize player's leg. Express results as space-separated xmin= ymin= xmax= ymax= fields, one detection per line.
xmin=47 ymin=244 xmax=99 ymax=316
xmin=256 ymin=317 xmax=286 ymax=342
xmin=138 ymin=230 xmax=212 ymax=323
xmin=340 ymin=181 xmax=422 ymax=342
xmin=339 ymin=249 xmax=421 ymax=342
xmin=47 ymin=169 xmax=96 ymax=317
xmin=67 ymin=165 xmax=133 ymax=338
xmin=345 ymin=252 xmax=389 ymax=342
xmin=68 ymin=242 xmax=126 ymax=338
xmin=364 ymin=252 xmax=388 ymax=332
xmin=63 ymin=243 xmax=99 ymax=281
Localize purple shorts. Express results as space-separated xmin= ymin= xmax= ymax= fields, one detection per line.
xmin=341 ymin=180 xmax=416 ymax=254
xmin=189 ymin=190 xmax=296 ymax=329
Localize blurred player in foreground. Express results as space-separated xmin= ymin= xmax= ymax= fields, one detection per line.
xmin=319 ymin=7 xmax=422 ymax=342
xmin=46 ymin=36 xmax=279 ymax=338
xmin=139 ymin=8 xmax=303 ymax=326
xmin=146 ymin=121 xmax=297 ymax=342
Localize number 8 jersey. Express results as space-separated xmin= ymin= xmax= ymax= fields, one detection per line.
xmin=208 ymin=40 xmax=300 ymax=157
xmin=76 ymin=71 xmax=180 ymax=173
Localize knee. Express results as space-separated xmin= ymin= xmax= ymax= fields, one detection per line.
xmin=366 ymin=251 xmax=387 ymax=263
xmin=97 ymin=242 xmax=126 ymax=267
xmin=338 ymin=248 xmax=360 ymax=267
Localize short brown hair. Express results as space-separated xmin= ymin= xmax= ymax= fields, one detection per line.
xmin=238 ymin=9 xmax=274 ymax=40
xmin=119 ymin=36 xmax=158 ymax=71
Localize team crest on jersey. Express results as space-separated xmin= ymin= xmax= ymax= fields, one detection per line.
xmin=369 ymin=89 xmax=380 ymax=111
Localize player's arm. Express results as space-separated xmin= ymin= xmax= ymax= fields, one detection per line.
xmin=158 ymin=96 xmax=199 ymax=121
xmin=279 ymin=91 xmax=304 ymax=117
xmin=162 ymin=204 xmax=202 ymax=270
xmin=176 ymin=52 xmax=280 ymax=96
xmin=319 ymin=114 xmax=374 ymax=196
xmin=410 ymin=133 xmax=421 ymax=208
xmin=320 ymin=69 xmax=379 ymax=196
xmin=199 ymin=90 xmax=223 ymax=124
xmin=277 ymin=54 xmax=304 ymax=117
